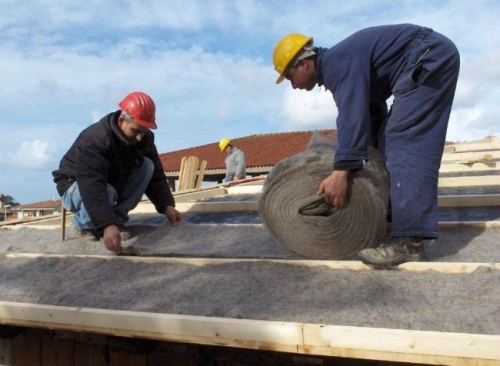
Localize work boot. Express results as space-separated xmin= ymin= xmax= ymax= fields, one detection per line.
xmin=117 ymin=225 xmax=133 ymax=241
xmin=357 ymin=237 xmax=427 ymax=268
xmin=74 ymin=228 xmax=98 ymax=241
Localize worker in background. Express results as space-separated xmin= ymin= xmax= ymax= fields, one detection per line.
xmin=273 ymin=24 xmax=460 ymax=268
xmin=52 ymin=91 xmax=182 ymax=253
xmin=219 ymin=138 xmax=246 ymax=182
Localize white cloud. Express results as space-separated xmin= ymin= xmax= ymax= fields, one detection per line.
xmin=277 ymin=87 xmax=338 ymax=130
xmin=7 ymin=140 xmax=52 ymax=169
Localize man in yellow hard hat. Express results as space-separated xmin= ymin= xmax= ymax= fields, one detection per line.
xmin=219 ymin=138 xmax=246 ymax=182
xmin=273 ymin=25 xmax=460 ymax=268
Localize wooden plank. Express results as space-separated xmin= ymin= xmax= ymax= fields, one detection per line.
xmin=61 ymin=206 xmax=67 ymax=241
xmin=455 ymin=136 xmax=499 ymax=144
xmin=301 ymin=324 xmax=500 ymax=365
xmin=172 ymin=184 xmax=223 ymax=195
xmin=438 ymin=194 xmax=500 ymax=207
xmin=439 ymin=162 xmax=499 ymax=173
xmin=178 ymin=157 xmax=186 ymax=191
xmin=175 ymin=201 xmax=259 ymax=213
xmin=437 ymin=220 xmax=500 ymax=228
xmin=109 ymin=348 xmax=147 ymax=366
xmin=134 ymin=193 xmax=500 ymax=214
xmin=179 ymin=156 xmax=189 ymax=191
xmin=0 ymin=213 xmax=61 ymax=227
xmin=438 ymin=176 xmax=500 ymax=188
xmin=3 ymin=253 xmax=499 ymax=274
xmin=186 ymin=156 xmax=195 ymax=190
xmin=172 ymin=186 xmax=227 ymax=204
xmin=45 ymin=337 xmax=75 ymax=366
xmin=74 ymin=342 xmax=108 ymax=366
xmin=445 ymin=142 xmax=500 ymax=153
xmin=190 ymin=156 xmax=199 ymax=190
xmin=195 ymin=160 xmax=207 ymax=189
xmin=441 ymin=151 xmax=499 ymax=162
xmin=12 ymin=330 xmax=41 ymax=366
xmin=0 ymin=302 xmax=498 ymax=365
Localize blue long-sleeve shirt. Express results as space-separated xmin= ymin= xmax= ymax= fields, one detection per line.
xmin=314 ymin=24 xmax=431 ymax=169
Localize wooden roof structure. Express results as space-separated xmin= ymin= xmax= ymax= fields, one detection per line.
xmin=0 ymin=136 xmax=499 ymax=365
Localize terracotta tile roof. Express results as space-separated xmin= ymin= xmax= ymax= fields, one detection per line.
xmin=19 ymin=200 xmax=62 ymax=210
xmin=159 ymin=129 xmax=337 ymax=172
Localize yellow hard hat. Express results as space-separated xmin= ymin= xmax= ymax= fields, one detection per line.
xmin=219 ymin=138 xmax=231 ymax=151
xmin=273 ymin=33 xmax=313 ymax=84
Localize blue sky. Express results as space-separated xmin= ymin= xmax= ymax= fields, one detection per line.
xmin=1 ymin=0 xmax=499 ymax=204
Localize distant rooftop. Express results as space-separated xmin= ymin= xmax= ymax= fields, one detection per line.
xmin=159 ymin=129 xmax=337 ymax=172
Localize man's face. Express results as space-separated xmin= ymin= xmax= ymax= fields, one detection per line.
xmin=118 ymin=117 xmax=149 ymax=145
xmin=285 ymin=60 xmax=316 ymax=91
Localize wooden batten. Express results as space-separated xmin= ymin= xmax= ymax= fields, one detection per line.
xmin=141 ymin=193 xmax=500 ymax=213
xmin=438 ymin=176 xmax=500 ymax=188
xmin=441 ymin=150 xmax=499 ymax=163
xmin=172 ymin=186 xmax=227 ymax=204
xmin=195 ymin=160 xmax=208 ymax=189
xmin=439 ymin=162 xmax=499 ymax=173
xmin=175 ymin=201 xmax=259 ymax=213
xmin=3 ymin=253 xmax=499 ymax=274
xmin=0 ymin=301 xmax=498 ymax=365
xmin=444 ymin=142 xmax=500 ymax=153
xmin=438 ymin=194 xmax=500 ymax=207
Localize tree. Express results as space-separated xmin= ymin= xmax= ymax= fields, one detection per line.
xmin=0 ymin=193 xmax=20 ymax=206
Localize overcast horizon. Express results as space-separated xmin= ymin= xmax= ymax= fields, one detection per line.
xmin=1 ymin=0 xmax=499 ymax=204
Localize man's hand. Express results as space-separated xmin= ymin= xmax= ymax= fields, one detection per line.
xmin=234 ymin=175 xmax=240 ymax=181
xmin=103 ymin=225 xmax=122 ymax=254
xmin=165 ymin=206 xmax=182 ymax=226
xmin=317 ymin=170 xmax=350 ymax=208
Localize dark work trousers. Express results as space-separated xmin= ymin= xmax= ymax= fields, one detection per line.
xmin=378 ymin=29 xmax=460 ymax=239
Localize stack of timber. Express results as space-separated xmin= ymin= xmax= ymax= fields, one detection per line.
xmin=0 ymin=138 xmax=499 ymax=365
xmin=177 ymin=155 xmax=207 ymax=191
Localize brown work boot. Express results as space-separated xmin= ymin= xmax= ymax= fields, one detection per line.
xmin=357 ymin=237 xmax=427 ymax=268
xmin=74 ymin=228 xmax=98 ymax=241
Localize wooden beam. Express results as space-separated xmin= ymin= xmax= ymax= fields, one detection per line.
xmin=439 ymin=162 xmax=499 ymax=173
xmin=187 ymin=156 xmax=199 ymax=190
xmin=172 ymin=186 xmax=227 ymax=204
xmin=195 ymin=160 xmax=207 ymax=189
xmin=61 ymin=206 xmax=66 ymax=241
xmin=134 ymin=192 xmax=500 ymax=214
xmin=441 ymin=151 xmax=500 ymax=163
xmin=438 ymin=194 xmax=500 ymax=207
xmin=454 ymin=136 xmax=499 ymax=144
xmin=444 ymin=142 xmax=500 ymax=153
xmin=4 ymin=253 xmax=499 ymax=274
xmin=7 ymin=220 xmax=500 ymax=231
xmin=437 ymin=220 xmax=500 ymax=228
xmin=175 ymin=201 xmax=259 ymax=213
xmin=300 ymin=324 xmax=500 ymax=364
xmin=438 ymin=175 xmax=500 ymax=188
xmin=0 ymin=301 xmax=498 ymax=365
xmin=177 ymin=156 xmax=187 ymax=191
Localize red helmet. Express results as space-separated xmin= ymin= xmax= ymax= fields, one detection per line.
xmin=118 ymin=91 xmax=157 ymax=129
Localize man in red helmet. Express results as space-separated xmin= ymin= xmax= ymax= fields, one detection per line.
xmin=52 ymin=91 xmax=182 ymax=253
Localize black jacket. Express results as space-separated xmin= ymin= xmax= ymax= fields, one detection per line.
xmin=52 ymin=111 xmax=175 ymax=229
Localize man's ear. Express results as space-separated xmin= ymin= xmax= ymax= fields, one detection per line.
xmin=300 ymin=59 xmax=312 ymax=70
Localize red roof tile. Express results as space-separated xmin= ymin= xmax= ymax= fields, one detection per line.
xmin=159 ymin=130 xmax=337 ymax=172
xmin=19 ymin=200 xmax=62 ymax=209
